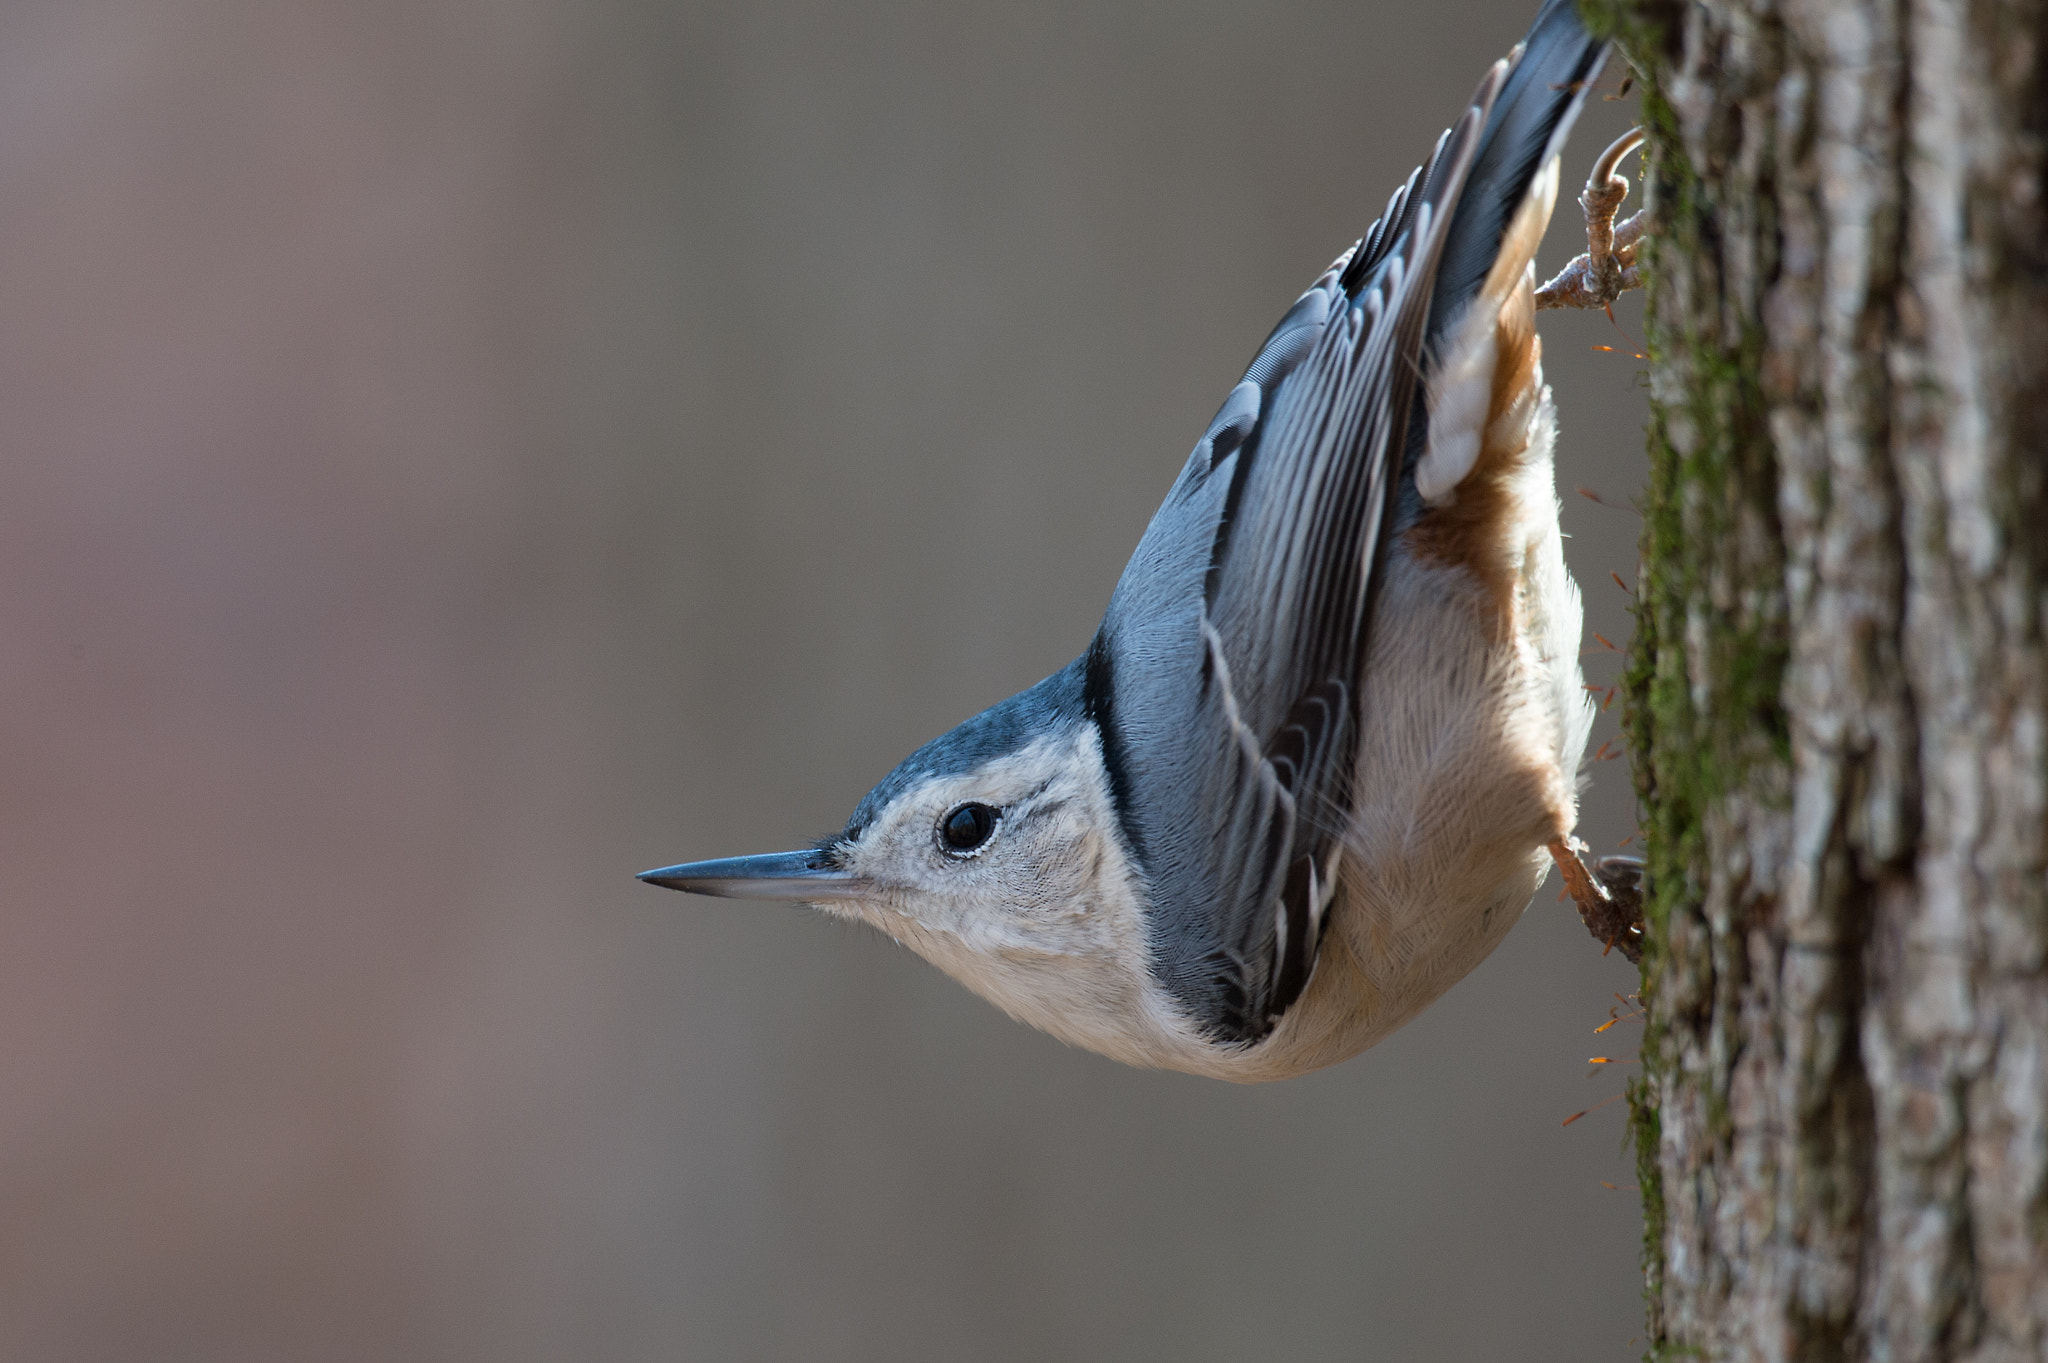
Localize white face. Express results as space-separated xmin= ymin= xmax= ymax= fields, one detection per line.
xmin=813 ymin=726 xmax=1202 ymax=1069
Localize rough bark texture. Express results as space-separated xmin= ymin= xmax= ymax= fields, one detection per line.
xmin=1593 ymin=0 xmax=2048 ymax=1358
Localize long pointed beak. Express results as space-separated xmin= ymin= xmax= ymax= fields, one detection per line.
xmin=636 ymin=849 xmax=870 ymax=901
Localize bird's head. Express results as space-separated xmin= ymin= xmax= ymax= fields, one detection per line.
xmin=639 ymin=663 xmax=1202 ymax=1068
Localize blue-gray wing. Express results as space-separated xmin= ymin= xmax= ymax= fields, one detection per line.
xmin=1089 ymin=1 xmax=1603 ymax=1045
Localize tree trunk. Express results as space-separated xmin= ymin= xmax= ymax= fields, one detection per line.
xmin=1593 ymin=0 xmax=2048 ymax=1358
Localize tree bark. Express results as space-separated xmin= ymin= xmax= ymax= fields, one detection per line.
xmin=1592 ymin=0 xmax=2048 ymax=1358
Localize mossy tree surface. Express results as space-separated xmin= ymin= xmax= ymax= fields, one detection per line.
xmin=1592 ymin=0 xmax=2048 ymax=1358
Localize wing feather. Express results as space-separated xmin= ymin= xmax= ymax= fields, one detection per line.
xmin=1092 ymin=1 xmax=1605 ymax=1046
xmin=1156 ymin=107 xmax=1495 ymax=1041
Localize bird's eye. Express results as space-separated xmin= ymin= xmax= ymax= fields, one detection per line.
xmin=938 ymin=802 xmax=999 ymax=856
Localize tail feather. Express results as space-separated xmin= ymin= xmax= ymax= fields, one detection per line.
xmin=1426 ymin=0 xmax=1607 ymax=348
xmin=1403 ymin=1 xmax=1604 ymax=632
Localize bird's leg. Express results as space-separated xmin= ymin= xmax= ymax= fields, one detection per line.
xmin=1547 ymin=836 xmax=1645 ymax=964
xmin=1534 ymin=128 xmax=1651 ymax=312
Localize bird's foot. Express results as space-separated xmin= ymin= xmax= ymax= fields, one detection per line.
xmin=1535 ymin=128 xmax=1651 ymax=312
xmin=1548 ymin=837 xmax=1645 ymax=965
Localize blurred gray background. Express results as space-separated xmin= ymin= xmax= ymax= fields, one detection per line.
xmin=0 ymin=1 xmax=1652 ymax=1358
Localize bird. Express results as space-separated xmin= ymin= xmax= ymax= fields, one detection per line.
xmin=643 ymin=0 xmax=1630 ymax=1082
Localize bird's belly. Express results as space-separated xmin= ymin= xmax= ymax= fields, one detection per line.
xmin=1239 ymin=521 xmax=1590 ymax=1081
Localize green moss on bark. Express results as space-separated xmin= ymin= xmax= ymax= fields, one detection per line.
xmin=1575 ymin=3 xmax=1793 ymax=1354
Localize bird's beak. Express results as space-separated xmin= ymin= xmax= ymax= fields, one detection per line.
xmin=636 ymin=849 xmax=870 ymax=901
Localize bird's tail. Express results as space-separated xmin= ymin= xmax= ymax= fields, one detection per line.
xmin=1395 ymin=0 xmax=1606 ymax=513
xmin=1425 ymin=0 xmax=1608 ymax=343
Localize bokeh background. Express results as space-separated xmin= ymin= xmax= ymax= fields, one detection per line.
xmin=0 ymin=1 xmax=1653 ymax=1358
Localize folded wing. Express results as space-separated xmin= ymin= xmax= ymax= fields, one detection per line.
xmin=1091 ymin=2 xmax=1604 ymax=1046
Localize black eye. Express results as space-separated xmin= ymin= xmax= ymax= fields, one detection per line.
xmin=938 ymin=802 xmax=998 ymax=855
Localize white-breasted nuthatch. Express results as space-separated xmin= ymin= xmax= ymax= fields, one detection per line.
xmin=644 ymin=0 xmax=1622 ymax=1082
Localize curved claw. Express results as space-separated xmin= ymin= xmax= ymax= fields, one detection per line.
xmin=1535 ymin=126 xmax=1654 ymax=312
xmin=1586 ymin=127 xmax=1646 ymax=197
